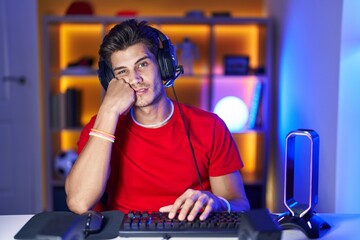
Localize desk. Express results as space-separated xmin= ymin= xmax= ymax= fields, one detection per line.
xmin=0 ymin=214 xmax=359 ymax=239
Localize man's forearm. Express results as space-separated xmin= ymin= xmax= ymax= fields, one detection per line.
xmin=65 ymin=133 xmax=113 ymax=214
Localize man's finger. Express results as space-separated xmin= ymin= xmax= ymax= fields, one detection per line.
xmin=199 ymin=203 xmax=213 ymax=221
xmin=159 ymin=205 xmax=173 ymax=212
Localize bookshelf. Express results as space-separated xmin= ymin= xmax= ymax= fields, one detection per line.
xmin=42 ymin=16 xmax=273 ymax=210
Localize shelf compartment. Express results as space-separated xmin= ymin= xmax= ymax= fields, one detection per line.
xmin=58 ymin=76 xmax=102 ymax=126
xmin=59 ymin=23 xmax=103 ymax=70
xmin=213 ymin=24 xmax=267 ymax=75
xmin=166 ymin=75 xmax=209 ymax=110
xmin=212 ymin=75 xmax=265 ymax=130
xmin=159 ymin=24 xmax=211 ymax=76
xmin=234 ymin=131 xmax=265 ymax=185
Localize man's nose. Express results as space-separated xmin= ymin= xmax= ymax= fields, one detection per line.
xmin=128 ymin=70 xmax=143 ymax=85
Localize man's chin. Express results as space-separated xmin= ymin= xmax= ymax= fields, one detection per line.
xmin=134 ymin=93 xmax=163 ymax=108
xmin=134 ymin=99 xmax=150 ymax=108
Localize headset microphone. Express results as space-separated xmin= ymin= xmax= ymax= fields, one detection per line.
xmin=164 ymin=65 xmax=184 ymax=88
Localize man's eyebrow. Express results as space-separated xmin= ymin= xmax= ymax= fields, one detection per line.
xmin=113 ymin=65 xmax=125 ymax=72
xmin=113 ymin=56 xmax=150 ymax=72
xmin=134 ymin=56 xmax=150 ymax=65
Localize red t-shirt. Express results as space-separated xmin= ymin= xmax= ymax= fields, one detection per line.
xmin=77 ymin=100 xmax=243 ymax=213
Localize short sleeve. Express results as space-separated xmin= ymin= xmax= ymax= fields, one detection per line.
xmin=76 ymin=115 xmax=96 ymax=154
xmin=208 ymin=116 xmax=243 ymax=176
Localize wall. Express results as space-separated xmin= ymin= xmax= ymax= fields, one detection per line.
xmin=268 ymin=0 xmax=342 ymax=213
xmin=336 ymin=0 xmax=360 ymax=213
xmin=266 ymin=0 xmax=360 ymax=213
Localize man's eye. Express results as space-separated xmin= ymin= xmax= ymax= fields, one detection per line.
xmin=138 ymin=61 xmax=148 ymax=68
xmin=115 ymin=69 xmax=127 ymax=76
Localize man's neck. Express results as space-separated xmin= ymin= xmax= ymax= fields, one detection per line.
xmin=131 ymin=98 xmax=173 ymax=128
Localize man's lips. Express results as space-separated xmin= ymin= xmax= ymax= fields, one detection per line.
xmin=135 ymin=88 xmax=148 ymax=95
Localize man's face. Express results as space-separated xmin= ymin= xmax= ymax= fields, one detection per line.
xmin=110 ymin=42 xmax=165 ymax=108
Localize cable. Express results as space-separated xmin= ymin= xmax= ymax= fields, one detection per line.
xmin=170 ymin=85 xmax=204 ymax=191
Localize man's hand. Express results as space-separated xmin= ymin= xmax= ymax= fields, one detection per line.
xmin=159 ymin=189 xmax=227 ymax=221
xmin=100 ymin=77 xmax=135 ymax=116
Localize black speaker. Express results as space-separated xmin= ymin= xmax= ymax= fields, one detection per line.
xmin=238 ymin=209 xmax=282 ymax=240
xmin=97 ymin=26 xmax=181 ymax=91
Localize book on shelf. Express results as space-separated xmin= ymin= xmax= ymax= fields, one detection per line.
xmin=247 ymin=81 xmax=263 ymax=129
xmin=61 ymin=66 xmax=97 ymax=76
xmin=50 ymin=93 xmax=65 ymax=129
xmin=65 ymin=88 xmax=82 ymax=128
xmin=50 ymin=88 xmax=82 ymax=129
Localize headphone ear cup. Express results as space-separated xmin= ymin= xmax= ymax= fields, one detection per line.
xmin=158 ymin=48 xmax=174 ymax=81
xmin=98 ymin=60 xmax=114 ymax=91
xmin=156 ymin=36 xmax=177 ymax=82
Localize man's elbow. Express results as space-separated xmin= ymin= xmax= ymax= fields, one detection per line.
xmin=66 ymin=196 xmax=91 ymax=214
xmin=233 ymin=196 xmax=250 ymax=212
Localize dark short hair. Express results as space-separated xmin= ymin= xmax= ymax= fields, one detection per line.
xmin=99 ymin=19 xmax=159 ymax=65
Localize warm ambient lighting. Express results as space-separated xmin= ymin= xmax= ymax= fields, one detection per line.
xmin=233 ymin=131 xmax=263 ymax=181
xmin=214 ymin=96 xmax=249 ymax=133
xmin=60 ymin=130 xmax=80 ymax=151
xmin=213 ymin=25 xmax=260 ymax=75
xmin=60 ymin=24 xmax=103 ymax=125
xmin=59 ymin=24 xmax=103 ymax=152
xmin=160 ymin=24 xmax=210 ymax=75
xmin=60 ymin=24 xmax=102 ymax=69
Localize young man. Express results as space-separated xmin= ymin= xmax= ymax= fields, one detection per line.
xmin=65 ymin=19 xmax=250 ymax=221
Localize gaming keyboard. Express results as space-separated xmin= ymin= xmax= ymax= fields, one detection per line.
xmin=119 ymin=211 xmax=243 ymax=238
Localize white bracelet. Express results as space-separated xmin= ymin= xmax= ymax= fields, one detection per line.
xmin=217 ymin=196 xmax=231 ymax=213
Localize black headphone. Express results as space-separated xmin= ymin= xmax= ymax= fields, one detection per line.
xmin=98 ymin=26 xmax=183 ymax=91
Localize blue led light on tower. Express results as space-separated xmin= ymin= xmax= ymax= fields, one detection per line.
xmin=214 ymin=96 xmax=249 ymax=133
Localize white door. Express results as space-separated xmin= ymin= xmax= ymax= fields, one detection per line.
xmin=0 ymin=0 xmax=43 ymax=214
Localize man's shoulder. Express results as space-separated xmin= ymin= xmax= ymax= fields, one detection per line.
xmin=176 ymin=101 xmax=220 ymax=122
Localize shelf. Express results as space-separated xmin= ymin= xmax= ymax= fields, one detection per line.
xmin=44 ymin=15 xmax=271 ymax=25
xmin=50 ymin=127 xmax=83 ymax=132
xmin=52 ymin=179 xmax=66 ymax=187
xmin=60 ymin=69 xmax=98 ymax=76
